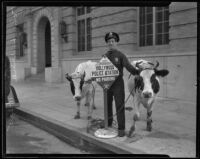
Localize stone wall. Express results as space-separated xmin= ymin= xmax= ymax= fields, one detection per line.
xmin=6 ymin=7 xmax=29 ymax=81
xmin=169 ymin=2 xmax=197 ymax=52
xmin=61 ymin=7 xmax=76 ymax=58
xmin=5 ymin=5 xmax=197 ymax=102
xmin=92 ymin=7 xmax=137 ymax=56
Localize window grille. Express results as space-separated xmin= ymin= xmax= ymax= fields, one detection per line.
xmin=139 ymin=6 xmax=169 ymax=46
xmin=76 ymin=7 xmax=92 ymax=52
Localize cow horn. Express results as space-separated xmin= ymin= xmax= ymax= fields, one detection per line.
xmin=135 ymin=61 xmax=143 ymax=69
xmin=147 ymin=61 xmax=154 ymax=66
xmin=154 ymin=61 xmax=159 ymax=69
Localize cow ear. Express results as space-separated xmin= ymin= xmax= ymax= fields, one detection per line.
xmin=82 ymin=71 xmax=86 ymax=80
xmin=155 ymin=69 xmax=169 ymax=77
xmin=65 ymin=73 xmax=72 ymax=81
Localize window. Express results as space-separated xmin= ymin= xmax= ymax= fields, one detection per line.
xmin=155 ymin=7 xmax=169 ymax=45
xmin=16 ymin=23 xmax=27 ymax=58
xmin=76 ymin=7 xmax=92 ymax=52
xmin=139 ymin=7 xmax=169 ymax=46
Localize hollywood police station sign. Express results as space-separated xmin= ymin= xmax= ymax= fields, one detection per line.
xmin=91 ymin=57 xmax=119 ymax=138
xmin=91 ymin=57 xmax=119 ymax=90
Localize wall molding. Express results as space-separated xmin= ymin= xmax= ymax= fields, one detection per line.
xmin=60 ymin=51 xmax=196 ymax=61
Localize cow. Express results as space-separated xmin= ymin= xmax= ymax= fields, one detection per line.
xmin=127 ymin=59 xmax=169 ymax=137
xmin=65 ymin=60 xmax=98 ymax=131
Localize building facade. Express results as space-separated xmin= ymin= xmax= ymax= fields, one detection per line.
xmin=6 ymin=3 xmax=197 ymax=102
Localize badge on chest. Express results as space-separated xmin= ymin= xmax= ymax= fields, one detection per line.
xmin=114 ymin=57 xmax=119 ymax=64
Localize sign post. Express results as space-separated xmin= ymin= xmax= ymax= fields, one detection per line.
xmin=91 ymin=57 xmax=119 ymax=138
xmin=104 ymin=89 xmax=108 ymax=129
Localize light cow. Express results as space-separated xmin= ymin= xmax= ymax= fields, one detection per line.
xmin=65 ymin=60 xmax=97 ymax=130
xmin=127 ymin=59 xmax=169 ymax=137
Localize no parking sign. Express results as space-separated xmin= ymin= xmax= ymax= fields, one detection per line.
xmin=91 ymin=57 xmax=119 ymax=90
xmin=91 ymin=57 xmax=119 ymax=138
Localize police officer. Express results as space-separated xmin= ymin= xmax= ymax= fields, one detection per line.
xmin=103 ymin=32 xmax=139 ymax=137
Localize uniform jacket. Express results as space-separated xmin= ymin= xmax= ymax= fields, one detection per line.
xmin=104 ymin=49 xmax=138 ymax=78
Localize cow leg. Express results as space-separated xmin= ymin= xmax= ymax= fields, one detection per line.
xmin=85 ymin=98 xmax=89 ymax=107
xmin=128 ymin=97 xmax=140 ymax=137
xmin=146 ymin=101 xmax=154 ymax=131
xmin=128 ymin=112 xmax=140 ymax=137
xmin=85 ymin=84 xmax=96 ymax=110
xmin=85 ymin=99 xmax=96 ymax=109
xmin=86 ymin=116 xmax=92 ymax=133
xmin=74 ymin=101 xmax=81 ymax=119
xmin=146 ymin=110 xmax=153 ymax=131
xmin=85 ymin=94 xmax=93 ymax=120
xmin=92 ymin=87 xmax=96 ymax=110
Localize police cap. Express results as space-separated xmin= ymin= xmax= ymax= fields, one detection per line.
xmin=105 ymin=32 xmax=120 ymax=43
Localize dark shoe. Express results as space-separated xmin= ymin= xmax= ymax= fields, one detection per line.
xmin=108 ymin=124 xmax=112 ymax=127
xmin=108 ymin=122 xmax=112 ymax=127
xmin=118 ymin=130 xmax=125 ymax=137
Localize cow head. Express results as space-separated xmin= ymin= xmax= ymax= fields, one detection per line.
xmin=66 ymin=71 xmax=86 ymax=101
xmin=134 ymin=61 xmax=169 ymax=99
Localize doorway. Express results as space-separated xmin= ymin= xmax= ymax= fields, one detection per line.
xmin=45 ymin=20 xmax=51 ymax=67
xmin=37 ymin=17 xmax=52 ymax=73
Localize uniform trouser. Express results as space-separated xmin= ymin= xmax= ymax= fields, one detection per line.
xmin=107 ymin=77 xmax=125 ymax=130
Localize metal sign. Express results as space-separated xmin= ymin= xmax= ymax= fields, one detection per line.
xmin=91 ymin=57 xmax=119 ymax=90
xmin=91 ymin=57 xmax=119 ymax=138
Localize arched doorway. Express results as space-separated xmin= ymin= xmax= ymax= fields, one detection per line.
xmin=37 ymin=17 xmax=51 ymax=74
xmin=45 ymin=20 xmax=51 ymax=67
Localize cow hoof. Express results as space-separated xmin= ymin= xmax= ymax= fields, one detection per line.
xmin=93 ymin=105 xmax=96 ymax=110
xmin=87 ymin=116 xmax=92 ymax=120
xmin=85 ymin=103 xmax=89 ymax=107
xmin=74 ymin=114 xmax=80 ymax=119
xmin=128 ymin=126 xmax=135 ymax=138
xmin=146 ymin=120 xmax=152 ymax=131
xmin=146 ymin=123 xmax=152 ymax=131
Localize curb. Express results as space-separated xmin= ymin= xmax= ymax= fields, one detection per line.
xmin=14 ymin=107 xmax=146 ymax=154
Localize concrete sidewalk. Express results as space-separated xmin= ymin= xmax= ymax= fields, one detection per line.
xmin=10 ymin=78 xmax=196 ymax=157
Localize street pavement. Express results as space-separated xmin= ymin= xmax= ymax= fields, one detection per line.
xmin=9 ymin=75 xmax=197 ymax=157
xmin=6 ymin=116 xmax=88 ymax=154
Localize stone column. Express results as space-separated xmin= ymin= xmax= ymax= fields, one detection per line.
xmin=52 ymin=7 xmax=61 ymax=67
xmin=25 ymin=12 xmax=33 ymax=78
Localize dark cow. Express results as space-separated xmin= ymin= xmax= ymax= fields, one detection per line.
xmin=127 ymin=59 xmax=169 ymax=137
xmin=65 ymin=60 xmax=97 ymax=131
